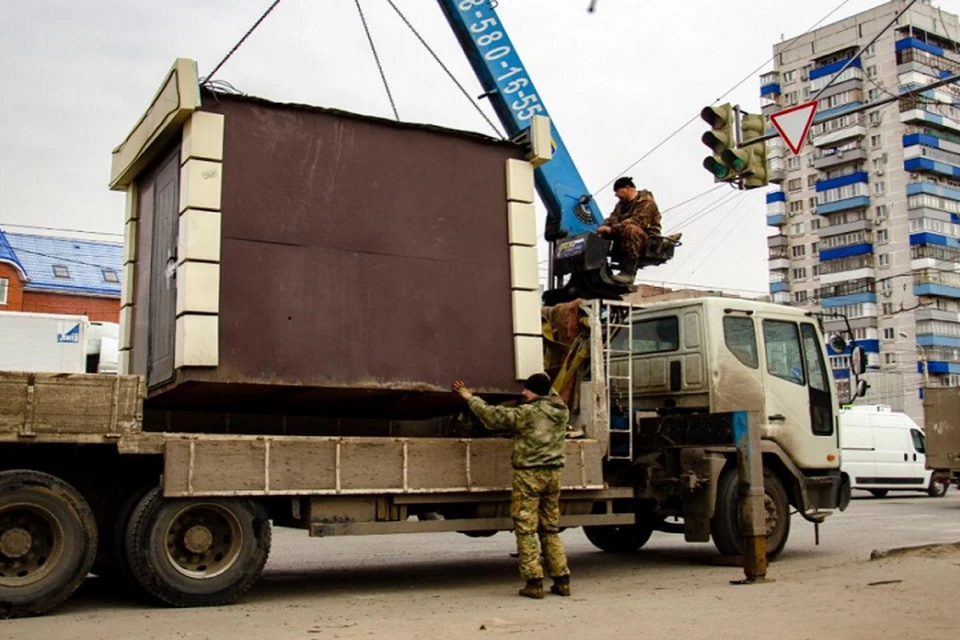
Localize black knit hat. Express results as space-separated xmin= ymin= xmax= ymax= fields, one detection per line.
xmin=613 ymin=176 xmax=635 ymax=190
xmin=524 ymin=373 xmax=553 ymax=396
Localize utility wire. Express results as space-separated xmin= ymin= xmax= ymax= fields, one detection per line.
xmin=354 ymin=0 xmax=400 ymax=121
xmin=592 ymin=0 xmax=855 ymax=195
xmin=8 ymin=247 xmax=119 ymax=272
xmin=686 ymin=196 xmax=752 ymax=276
xmin=660 ymin=192 xmax=748 ymax=278
xmin=668 ymin=187 xmax=744 ymax=232
xmin=385 ymin=0 xmax=505 ymax=138
xmin=202 ymin=0 xmax=283 ymax=85
xmin=660 ymin=184 xmax=726 ymax=214
xmin=0 ymin=223 xmax=123 ymax=238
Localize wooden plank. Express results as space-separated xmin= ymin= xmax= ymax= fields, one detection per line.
xmin=309 ymin=513 xmax=635 ymax=537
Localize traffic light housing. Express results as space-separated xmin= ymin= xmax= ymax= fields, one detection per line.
xmin=721 ymin=112 xmax=769 ymax=189
xmin=701 ymin=104 xmax=736 ymax=182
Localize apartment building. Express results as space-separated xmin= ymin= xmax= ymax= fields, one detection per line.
xmin=761 ymin=0 xmax=960 ymax=424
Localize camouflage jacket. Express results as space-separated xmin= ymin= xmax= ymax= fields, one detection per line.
xmin=604 ymin=190 xmax=662 ymax=234
xmin=467 ymin=391 xmax=569 ymax=469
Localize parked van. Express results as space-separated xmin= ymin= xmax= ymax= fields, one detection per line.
xmin=839 ymin=405 xmax=948 ymax=498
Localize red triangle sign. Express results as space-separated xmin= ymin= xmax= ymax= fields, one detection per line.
xmin=770 ymin=101 xmax=818 ymax=156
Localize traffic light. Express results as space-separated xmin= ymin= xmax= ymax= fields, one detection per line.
xmin=701 ymin=104 xmax=736 ymax=182
xmin=722 ymin=112 xmax=769 ymax=189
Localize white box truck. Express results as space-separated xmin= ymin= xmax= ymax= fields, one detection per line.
xmin=839 ymin=405 xmax=948 ymax=498
xmin=0 ymin=311 xmax=118 ymax=374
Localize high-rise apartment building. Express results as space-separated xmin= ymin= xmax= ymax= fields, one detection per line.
xmin=761 ymin=0 xmax=960 ymax=424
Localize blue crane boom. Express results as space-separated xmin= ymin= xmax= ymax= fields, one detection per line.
xmin=436 ymin=0 xmax=604 ymax=238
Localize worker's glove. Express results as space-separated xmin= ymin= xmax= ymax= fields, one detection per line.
xmin=451 ymin=380 xmax=474 ymax=401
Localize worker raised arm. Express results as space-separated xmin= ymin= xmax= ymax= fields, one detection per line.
xmin=596 ymin=176 xmax=662 ymax=284
xmin=452 ymin=374 xmax=572 ymax=600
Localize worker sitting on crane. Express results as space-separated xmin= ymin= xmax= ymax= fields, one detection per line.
xmin=597 ymin=177 xmax=663 ymax=284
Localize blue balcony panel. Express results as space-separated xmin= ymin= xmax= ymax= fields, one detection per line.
xmin=905 ymin=157 xmax=960 ymax=178
xmin=766 ymin=191 xmax=786 ymax=204
xmin=918 ymin=335 xmax=960 ymax=348
xmin=761 ymin=83 xmax=781 ymax=96
xmin=769 ymin=281 xmax=789 ymax=294
xmin=895 ymin=37 xmax=944 ymax=56
xmin=833 ymin=369 xmax=851 ymax=379
xmin=914 ymin=283 xmax=960 ymax=298
xmin=928 ymin=361 xmax=960 ymax=375
xmin=815 ymin=172 xmax=869 ymax=192
xmin=813 ymin=102 xmax=863 ymax=122
xmin=906 ymin=182 xmax=960 ymax=202
xmin=821 ymin=292 xmax=876 ymax=307
xmin=816 ymin=196 xmax=871 ymax=215
xmin=903 ymin=133 xmax=944 ymax=148
xmin=809 ymin=57 xmax=862 ymax=80
xmin=819 ymin=243 xmax=873 ymax=262
xmin=766 ymin=214 xmax=786 ymax=226
xmin=910 ymin=232 xmax=960 ymax=248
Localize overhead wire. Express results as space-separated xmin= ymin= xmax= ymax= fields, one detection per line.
xmin=354 ymin=0 xmax=400 ymax=121
xmin=687 ymin=196 xmax=753 ymax=276
xmin=0 ymin=223 xmax=123 ymax=238
xmin=8 ymin=247 xmax=119 ymax=272
xmin=668 ymin=187 xmax=744 ymax=232
xmin=659 ymin=192 xmax=749 ymax=279
xmin=592 ymin=0 xmax=854 ymax=195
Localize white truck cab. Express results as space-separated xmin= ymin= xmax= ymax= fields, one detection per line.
xmin=839 ymin=405 xmax=947 ymax=498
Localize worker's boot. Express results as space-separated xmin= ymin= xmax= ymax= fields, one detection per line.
xmin=613 ymin=258 xmax=638 ymax=284
xmin=519 ymin=578 xmax=544 ymax=599
xmin=550 ymin=575 xmax=571 ymax=597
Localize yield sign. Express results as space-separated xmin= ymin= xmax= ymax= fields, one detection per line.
xmin=770 ymin=101 xmax=818 ymax=156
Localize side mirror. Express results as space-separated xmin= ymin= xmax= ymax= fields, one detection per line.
xmin=829 ymin=333 xmax=848 ymax=354
xmin=856 ymin=378 xmax=869 ymax=398
xmin=850 ymin=345 xmax=868 ymax=376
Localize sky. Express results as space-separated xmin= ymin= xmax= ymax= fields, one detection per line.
xmin=0 ymin=0 xmax=926 ymax=296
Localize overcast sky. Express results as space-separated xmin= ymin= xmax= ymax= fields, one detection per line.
xmin=0 ymin=0 xmax=928 ymax=295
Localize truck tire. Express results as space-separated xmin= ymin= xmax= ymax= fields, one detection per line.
xmin=927 ymin=477 xmax=948 ymax=498
xmin=93 ymin=484 xmax=153 ymax=597
xmin=126 ymin=488 xmax=271 ymax=607
xmin=0 ymin=470 xmax=98 ymax=618
xmin=583 ymin=524 xmax=653 ymax=553
xmin=710 ymin=468 xmax=790 ymax=561
xmin=869 ymin=490 xmax=888 ymax=498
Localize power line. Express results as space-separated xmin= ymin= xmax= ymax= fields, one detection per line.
xmin=202 ymin=0 xmax=283 ymax=86
xmin=9 ymin=247 xmax=119 ymax=272
xmin=592 ymin=0 xmax=855 ymax=195
xmin=660 ymin=184 xmax=727 ymax=214
xmin=660 ymin=192 xmax=748 ymax=278
xmin=687 ymin=196 xmax=753 ymax=276
xmin=668 ymin=188 xmax=744 ymax=232
xmin=0 ymin=223 xmax=122 ymax=238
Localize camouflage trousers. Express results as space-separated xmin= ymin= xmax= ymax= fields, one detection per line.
xmin=511 ymin=467 xmax=569 ymax=580
xmin=611 ymin=222 xmax=649 ymax=261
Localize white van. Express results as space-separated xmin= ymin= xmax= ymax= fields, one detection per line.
xmin=839 ymin=405 xmax=948 ymax=498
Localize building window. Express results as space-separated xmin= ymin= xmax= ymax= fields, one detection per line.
xmin=878 ymin=253 xmax=890 ymax=266
xmin=792 ymin=245 xmax=807 ymax=258
xmin=788 ymin=178 xmax=802 ymax=192
xmin=884 ymin=352 xmax=897 ymax=365
xmin=783 ymin=70 xmax=796 ymax=84
xmin=788 ymin=156 xmax=802 ymax=170
xmin=792 ymin=267 xmax=808 ymax=280
xmin=788 ymin=200 xmax=804 ymax=215
xmin=791 ymin=222 xmax=805 ymax=236
xmin=807 ymin=174 xmax=817 ymax=188
xmin=874 ymin=181 xmax=885 ymax=194
xmin=863 ymin=43 xmax=875 ymax=57
xmin=869 ymin=111 xmax=882 ymax=125
xmin=812 ymin=264 xmax=820 ymax=276
xmin=880 ymin=279 xmax=892 ymax=291
xmin=0 ymin=277 xmax=7 ymax=305
xmin=867 ymin=65 xmax=877 ymax=78
xmin=883 ymin=327 xmax=895 ymax=340
xmin=52 ymin=265 xmax=70 ymax=279
xmin=794 ymin=290 xmax=808 ymax=303
xmin=870 ymin=134 xmax=882 ymax=149
xmin=811 ymin=218 xmax=821 ymax=230
xmin=102 ymin=268 xmax=119 ymax=284
xmin=868 ymin=88 xmax=879 ymax=102
xmin=808 ymin=197 xmax=817 ymax=210
xmin=876 ymin=229 xmax=889 ymax=243
xmin=882 ymin=302 xmax=894 ymax=315
xmin=875 ymin=204 xmax=888 ymax=218
xmin=811 ymin=242 xmax=819 ymax=255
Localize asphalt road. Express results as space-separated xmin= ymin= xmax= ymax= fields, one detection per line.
xmin=5 ymin=488 xmax=959 ymax=640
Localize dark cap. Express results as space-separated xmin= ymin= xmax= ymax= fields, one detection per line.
xmin=523 ymin=373 xmax=553 ymax=397
xmin=613 ymin=177 xmax=635 ymax=191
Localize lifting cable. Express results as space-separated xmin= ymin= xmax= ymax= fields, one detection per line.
xmin=385 ymin=0 xmax=505 ymax=139
xmin=354 ymin=0 xmax=400 ymax=121
xmin=202 ymin=0 xmax=284 ymax=86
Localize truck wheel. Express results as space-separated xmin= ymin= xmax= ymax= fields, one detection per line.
xmin=710 ymin=468 xmax=790 ymax=561
xmin=0 ymin=470 xmax=97 ymax=618
xmin=126 ymin=488 xmax=271 ymax=607
xmin=93 ymin=484 xmax=153 ymax=597
xmin=927 ymin=478 xmax=948 ymax=498
xmin=583 ymin=524 xmax=653 ymax=553
xmin=869 ymin=490 xmax=888 ymax=498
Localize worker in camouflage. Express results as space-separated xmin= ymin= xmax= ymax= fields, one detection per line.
xmin=452 ymin=373 xmax=571 ymax=599
xmin=597 ymin=176 xmax=662 ymax=284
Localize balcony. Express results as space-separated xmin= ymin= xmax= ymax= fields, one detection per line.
xmin=815 ymin=146 xmax=867 ymax=170
xmin=767 ymin=234 xmax=788 ymax=249
xmin=767 ymin=214 xmax=786 ymax=226
xmin=914 ymin=268 xmax=960 ymax=298
xmin=820 ymin=242 xmax=873 ymax=262
xmin=769 ymin=281 xmax=789 ymax=294
xmin=815 ymin=218 xmax=873 ymax=238
xmin=769 ymin=257 xmax=791 ymax=271
xmin=816 ymin=196 xmax=871 ymax=215
xmin=817 ymin=277 xmax=875 ymax=300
